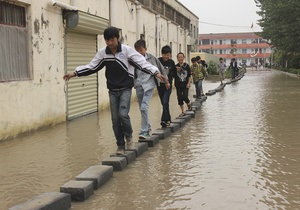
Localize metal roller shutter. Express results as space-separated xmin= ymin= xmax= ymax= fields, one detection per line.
xmin=66 ymin=32 xmax=98 ymax=120
xmin=65 ymin=11 xmax=109 ymax=120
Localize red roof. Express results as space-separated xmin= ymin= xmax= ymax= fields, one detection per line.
xmin=216 ymin=53 xmax=271 ymax=59
xmin=199 ymin=32 xmax=262 ymax=40
xmin=199 ymin=43 xmax=271 ymax=50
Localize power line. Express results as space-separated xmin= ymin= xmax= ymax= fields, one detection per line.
xmin=199 ymin=21 xmax=258 ymax=28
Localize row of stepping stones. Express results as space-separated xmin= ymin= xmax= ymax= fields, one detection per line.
xmin=9 ymin=71 xmax=245 ymax=210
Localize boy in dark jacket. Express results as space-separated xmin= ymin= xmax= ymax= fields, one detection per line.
xmin=229 ymin=58 xmax=238 ymax=79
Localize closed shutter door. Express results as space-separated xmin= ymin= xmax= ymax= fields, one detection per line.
xmin=66 ymin=32 xmax=98 ymax=120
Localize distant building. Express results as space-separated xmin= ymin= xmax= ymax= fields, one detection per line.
xmin=198 ymin=32 xmax=272 ymax=66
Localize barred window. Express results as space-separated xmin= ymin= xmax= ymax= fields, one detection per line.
xmin=0 ymin=1 xmax=26 ymax=27
xmin=0 ymin=1 xmax=30 ymax=82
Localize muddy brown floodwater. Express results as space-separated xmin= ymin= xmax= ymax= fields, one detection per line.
xmin=0 ymin=69 xmax=299 ymax=210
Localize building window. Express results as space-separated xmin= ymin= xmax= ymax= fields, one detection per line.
xmin=203 ymin=49 xmax=210 ymax=53
xmin=202 ymin=39 xmax=210 ymax=45
xmin=242 ymin=49 xmax=247 ymax=54
xmin=260 ymin=39 xmax=266 ymax=43
xmin=0 ymin=2 xmax=30 ymax=82
xmin=231 ymin=39 xmax=237 ymax=44
xmin=242 ymin=39 xmax=247 ymax=44
xmin=219 ymin=40 xmax=222 ymax=45
xmin=220 ymin=49 xmax=223 ymax=54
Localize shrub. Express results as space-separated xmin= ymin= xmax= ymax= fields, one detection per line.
xmin=207 ymin=60 xmax=218 ymax=75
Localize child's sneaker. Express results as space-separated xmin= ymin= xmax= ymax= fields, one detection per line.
xmin=139 ymin=132 xmax=150 ymax=139
xmin=125 ymin=136 xmax=134 ymax=150
xmin=126 ymin=141 xmax=134 ymax=150
xmin=116 ymin=146 xmax=125 ymax=155
xmin=145 ymin=131 xmax=151 ymax=139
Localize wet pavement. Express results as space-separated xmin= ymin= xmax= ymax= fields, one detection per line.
xmin=0 ymin=69 xmax=299 ymax=210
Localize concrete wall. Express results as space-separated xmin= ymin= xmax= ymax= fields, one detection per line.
xmin=0 ymin=0 xmax=109 ymax=140
xmin=0 ymin=0 xmax=198 ymax=141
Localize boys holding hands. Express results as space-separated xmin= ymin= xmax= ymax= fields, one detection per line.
xmin=63 ymin=27 xmax=165 ymax=155
xmin=158 ymin=46 xmax=176 ymax=127
xmin=134 ymin=40 xmax=169 ymax=139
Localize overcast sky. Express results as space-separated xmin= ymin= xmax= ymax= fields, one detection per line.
xmin=177 ymin=0 xmax=262 ymax=34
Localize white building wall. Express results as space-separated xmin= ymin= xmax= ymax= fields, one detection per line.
xmin=0 ymin=0 xmax=109 ymax=140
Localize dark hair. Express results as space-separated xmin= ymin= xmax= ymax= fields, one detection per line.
xmin=191 ymin=57 xmax=197 ymax=62
xmin=219 ymin=57 xmax=223 ymax=60
xmin=177 ymin=52 xmax=185 ymax=57
xmin=201 ymin=60 xmax=208 ymax=68
xmin=161 ymin=45 xmax=172 ymax=54
xmin=196 ymin=55 xmax=201 ymax=60
xmin=134 ymin=39 xmax=146 ymax=49
xmin=104 ymin=27 xmax=120 ymax=40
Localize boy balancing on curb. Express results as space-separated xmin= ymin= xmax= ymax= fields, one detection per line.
xmin=63 ymin=27 xmax=166 ymax=155
xmin=133 ymin=40 xmax=170 ymax=139
xmin=190 ymin=57 xmax=206 ymax=99
xmin=217 ymin=57 xmax=226 ymax=84
xmin=158 ymin=45 xmax=177 ymax=128
xmin=175 ymin=52 xmax=192 ymax=116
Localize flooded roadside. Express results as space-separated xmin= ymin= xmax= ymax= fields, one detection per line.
xmin=1 ymin=70 xmax=299 ymax=210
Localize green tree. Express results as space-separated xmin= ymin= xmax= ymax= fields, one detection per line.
xmin=255 ymin=0 xmax=300 ymax=53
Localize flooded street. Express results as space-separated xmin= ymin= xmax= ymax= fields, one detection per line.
xmin=1 ymin=70 xmax=300 ymax=210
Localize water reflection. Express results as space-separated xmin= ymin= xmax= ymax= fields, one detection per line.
xmin=0 ymin=70 xmax=299 ymax=210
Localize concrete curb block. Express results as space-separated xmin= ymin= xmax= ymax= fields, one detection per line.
xmin=197 ymin=96 xmax=207 ymax=102
xmin=191 ymin=101 xmax=201 ymax=107
xmin=76 ymin=165 xmax=113 ymax=189
xmin=168 ymin=122 xmax=180 ymax=132
xmin=127 ymin=142 xmax=148 ymax=157
xmin=138 ymin=135 xmax=159 ymax=147
xmin=152 ymin=127 xmax=171 ymax=139
xmin=205 ymin=90 xmax=216 ymax=96
xmin=176 ymin=114 xmax=192 ymax=122
xmin=9 ymin=192 xmax=71 ymax=210
xmin=102 ymin=157 xmax=127 ymax=171
xmin=185 ymin=110 xmax=195 ymax=118
xmin=110 ymin=150 xmax=136 ymax=164
xmin=192 ymin=105 xmax=200 ymax=111
xmin=215 ymin=84 xmax=225 ymax=92
xmin=60 ymin=180 xmax=94 ymax=202
xmin=171 ymin=118 xmax=186 ymax=127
